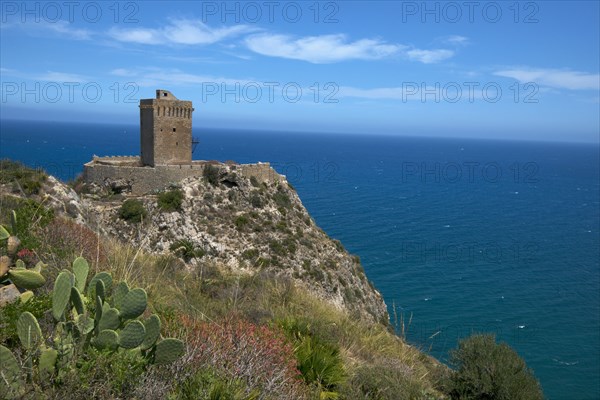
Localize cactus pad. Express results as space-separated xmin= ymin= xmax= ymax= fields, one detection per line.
xmin=112 ymin=281 xmax=130 ymax=310
xmin=98 ymin=308 xmax=120 ymax=331
xmin=141 ymin=314 xmax=161 ymax=350
xmin=119 ymin=320 xmax=146 ymax=349
xmin=17 ymin=312 xmax=42 ymax=349
xmin=94 ymin=329 xmax=119 ymax=350
xmin=88 ymin=271 xmax=112 ymax=298
xmin=0 ymin=224 xmax=9 ymax=240
xmin=74 ymin=314 xmax=95 ymax=335
xmin=7 ymin=269 xmax=45 ymax=290
xmin=119 ymin=288 xmax=147 ymax=320
xmin=72 ymin=257 xmax=89 ymax=293
xmin=96 ymin=279 xmax=106 ymax=302
xmin=154 ymin=338 xmax=185 ymax=365
xmin=52 ymin=271 xmax=73 ymax=320
xmin=20 ymin=291 xmax=34 ymax=304
xmin=95 ymin=295 xmax=103 ymax=325
xmin=0 ymin=344 xmax=21 ymax=396
xmin=70 ymin=287 xmax=85 ymax=315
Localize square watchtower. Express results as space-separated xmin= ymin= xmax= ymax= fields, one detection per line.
xmin=140 ymin=89 xmax=194 ymax=166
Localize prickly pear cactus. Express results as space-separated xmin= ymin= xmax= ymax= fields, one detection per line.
xmin=0 ymin=344 xmax=22 ymax=398
xmin=112 ymin=281 xmax=129 ymax=310
xmin=154 ymin=338 xmax=185 ymax=365
xmin=0 ymin=224 xmax=9 ymax=241
xmin=53 ymin=271 xmax=73 ymax=320
xmin=119 ymin=288 xmax=147 ymax=319
xmin=98 ymin=308 xmax=120 ymax=331
xmin=17 ymin=312 xmax=43 ymax=349
xmin=141 ymin=314 xmax=161 ymax=350
xmin=7 ymin=269 xmax=45 ymax=290
xmin=72 ymin=256 xmax=89 ymax=293
xmin=94 ymin=329 xmax=119 ymax=350
xmin=118 ymin=320 xmax=146 ymax=349
xmin=88 ymin=271 xmax=112 ymax=299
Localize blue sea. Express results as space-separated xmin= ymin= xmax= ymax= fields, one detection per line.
xmin=1 ymin=119 xmax=599 ymax=399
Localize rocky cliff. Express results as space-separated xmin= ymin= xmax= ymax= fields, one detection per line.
xmin=34 ymin=164 xmax=389 ymax=324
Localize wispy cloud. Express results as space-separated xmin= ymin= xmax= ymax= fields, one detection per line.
xmin=244 ymin=33 xmax=457 ymax=64
xmin=443 ymin=35 xmax=469 ymax=46
xmin=494 ymin=68 xmax=599 ymax=90
xmin=109 ymin=19 xmax=257 ymax=45
xmin=244 ymin=33 xmax=403 ymax=63
xmin=1 ymin=20 xmax=92 ymax=40
xmin=406 ymin=49 xmax=454 ymax=64
xmin=109 ymin=67 xmax=250 ymax=87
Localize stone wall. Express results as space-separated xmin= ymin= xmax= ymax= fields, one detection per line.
xmin=83 ymin=157 xmax=283 ymax=195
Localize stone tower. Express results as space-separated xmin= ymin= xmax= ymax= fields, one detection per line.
xmin=139 ymin=90 xmax=194 ymax=166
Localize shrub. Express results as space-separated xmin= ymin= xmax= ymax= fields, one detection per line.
xmin=180 ymin=316 xmax=307 ymax=399
xmin=170 ymin=367 xmax=258 ymax=400
xmin=341 ymin=360 xmax=425 ymax=400
xmin=0 ymin=197 xmax=54 ymax=250
xmin=157 ymin=189 xmax=184 ymax=212
xmin=119 ymin=199 xmax=147 ymax=223
xmin=234 ymin=214 xmax=250 ymax=230
xmin=0 ymin=293 xmax=52 ymax=345
xmin=41 ymin=217 xmax=107 ymax=264
xmin=203 ymin=164 xmax=221 ymax=186
xmin=169 ymin=239 xmax=205 ymax=261
xmin=0 ymin=159 xmax=47 ymax=195
xmin=449 ymin=334 xmax=544 ymax=400
xmin=242 ymin=249 xmax=259 ymax=260
xmin=278 ymin=317 xmax=346 ymax=398
xmin=273 ymin=189 xmax=292 ymax=209
xmin=250 ymin=191 xmax=263 ymax=208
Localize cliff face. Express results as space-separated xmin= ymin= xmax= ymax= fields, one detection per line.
xmin=76 ymin=164 xmax=389 ymax=324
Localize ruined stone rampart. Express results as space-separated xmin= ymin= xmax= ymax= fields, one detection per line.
xmin=83 ymin=156 xmax=282 ymax=195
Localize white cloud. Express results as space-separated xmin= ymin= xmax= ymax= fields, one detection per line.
xmin=109 ymin=19 xmax=256 ymax=45
xmin=244 ymin=33 xmax=402 ymax=63
xmin=444 ymin=35 xmax=469 ymax=46
xmin=109 ymin=67 xmax=250 ymax=87
xmin=46 ymin=20 xmax=92 ymax=40
xmin=1 ymin=20 xmax=92 ymax=40
xmin=406 ymin=49 xmax=454 ymax=64
xmin=494 ymin=68 xmax=599 ymax=90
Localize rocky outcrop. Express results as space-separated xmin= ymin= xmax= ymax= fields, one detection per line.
xmin=12 ymin=165 xmax=390 ymax=324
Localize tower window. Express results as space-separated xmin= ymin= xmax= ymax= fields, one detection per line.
xmin=163 ymin=92 xmax=168 ymax=97
xmin=173 ymin=128 xmax=176 ymax=132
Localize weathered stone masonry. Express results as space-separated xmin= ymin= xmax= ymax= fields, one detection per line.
xmin=84 ymin=90 xmax=282 ymax=194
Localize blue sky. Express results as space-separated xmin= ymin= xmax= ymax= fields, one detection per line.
xmin=1 ymin=1 xmax=599 ymax=142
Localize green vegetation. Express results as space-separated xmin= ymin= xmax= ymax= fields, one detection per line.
xmin=273 ymin=187 xmax=292 ymax=209
xmin=203 ymin=164 xmax=221 ymax=186
xmin=157 ymin=189 xmax=184 ymax=212
xmin=234 ymin=214 xmax=250 ymax=230
xmin=0 ymin=256 xmax=184 ymax=399
xmin=118 ymin=199 xmax=147 ymax=223
xmin=448 ymin=334 xmax=544 ymax=400
xmin=0 ymin=159 xmax=47 ymax=195
xmin=169 ymin=239 xmax=206 ymax=261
